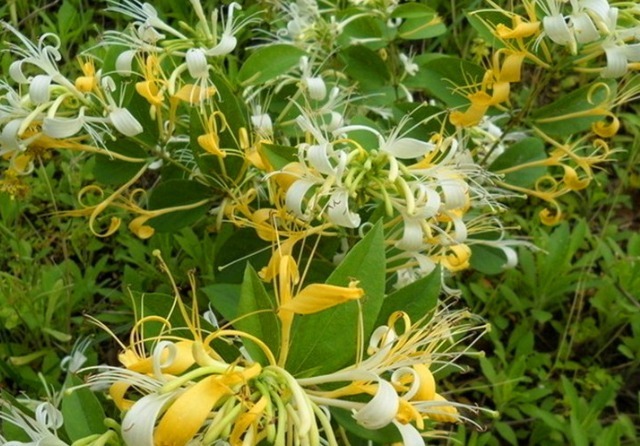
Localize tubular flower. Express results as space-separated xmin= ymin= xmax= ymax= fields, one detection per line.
xmin=81 ymin=266 xmax=490 ymax=446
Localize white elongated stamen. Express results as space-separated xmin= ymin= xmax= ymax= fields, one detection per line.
xmin=122 ymin=393 xmax=175 ymax=446
xmin=327 ymin=189 xmax=361 ymax=228
xmin=353 ymin=378 xmax=399 ymax=429
xmin=42 ymin=107 xmax=86 ymax=138
xmin=29 ymin=74 xmax=53 ymax=104
xmin=285 ymin=179 xmax=316 ymax=218
xmin=110 ymin=107 xmax=144 ymax=136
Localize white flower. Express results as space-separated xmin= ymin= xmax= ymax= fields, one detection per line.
xmin=206 ymin=3 xmax=243 ymax=57
xmin=109 ymin=107 xmax=144 ymax=136
xmin=42 ymin=107 xmax=86 ymax=139
xmin=122 ymin=393 xmax=176 ymax=446
xmin=326 ymin=188 xmax=361 ymax=228
xmin=0 ymin=401 xmax=67 ymax=446
xmin=399 ymin=53 xmax=419 ymax=76
xmin=185 ymin=48 xmax=209 ymax=79
xmin=601 ymin=40 xmax=640 ymax=78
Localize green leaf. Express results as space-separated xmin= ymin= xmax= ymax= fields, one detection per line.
xmin=93 ymin=141 xmax=147 ymax=185
xmin=496 ymin=421 xmax=519 ymax=446
xmin=489 ymin=137 xmax=547 ymax=188
xmin=421 ymin=57 xmax=485 ymax=107
xmin=201 ymin=283 xmax=242 ymax=321
xmin=398 ymin=16 xmax=446 ymax=40
xmin=286 ymin=223 xmax=386 ymax=376
xmin=337 ymin=14 xmax=390 ymax=50
xmin=233 ymin=265 xmax=281 ymax=365
xmin=470 ymin=244 xmax=510 ymax=275
xmin=339 ymin=46 xmax=390 ymax=90
xmin=531 ymin=79 xmax=617 ymax=137
xmin=62 ymin=375 xmax=107 ymax=441
xmin=237 ymin=45 xmax=306 ymax=86
xmin=391 ymin=3 xmax=437 ymax=19
xmin=262 ymin=143 xmax=297 ymax=170
xmin=376 ymin=267 xmax=440 ymax=326
xmin=147 ymin=179 xmax=211 ymax=232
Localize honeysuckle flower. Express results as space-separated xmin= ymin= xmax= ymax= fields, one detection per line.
xmin=600 ymin=39 xmax=640 ymax=78
xmin=2 ymin=22 xmax=80 ymax=96
xmin=198 ymin=110 xmax=228 ymax=157
xmin=109 ymin=106 xmax=144 ymax=137
xmin=0 ymin=400 xmax=67 ymax=446
xmin=60 ymin=337 xmax=92 ymax=373
xmin=106 ymin=0 xmax=188 ymax=41
xmin=399 ymin=52 xmax=419 ymax=76
xmin=206 ymin=3 xmax=244 ymax=57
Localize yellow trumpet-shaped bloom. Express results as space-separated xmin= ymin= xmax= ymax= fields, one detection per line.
xmin=75 ymin=59 xmax=97 ymax=92
xmin=278 ymin=282 xmax=365 ymax=315
xmin=197 ymin=111 xmax=228 ymax=157
xmin=154 ymin=364 xmax=262 ymax=446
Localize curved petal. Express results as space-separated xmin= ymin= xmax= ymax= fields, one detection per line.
xmin=1 ymin=119 xmax=24 ymax=152
xmin=391 ymin=367 xmax=421 ymax=400
xmin=279 ymin=283 xmax=364 ymax=315
xmin=122 ymin=393 xmax=175 ymax=446
xmin=439 ymin=178 xmax=467 ymax=210
xmin=353 ymin=378 xmax=399 ymax=430
xmin=116 ymin=49 xmax=137 ymax=76
xmin=29 ymin=74 xmax=52 ymax=104
xmin=42 ymin=108 xmax=85 ymax=139
xmin=384 ymin=137 xmax=434 ymax=159
xmin=543 ymin=14 xmax=573 ymax=46
xmin=327 ymin=189 xmax=361 ymax=228
xmin=601 ymin=43 xmax=627 ymax=78
xmin=304 ymin=76 xmax=327 ymax=100
xmin=9 ymin=60 xmax=30 ymax=83
xmin=307 ymin=143 xmax=335 ymax=175
xmin=415 ymin=185 xmax=441 ymax=218
xmin=393 ymin=420 xmax=425 ymax=446
xmin=285 ymin=179 xmax=316 ymax=218
xmin=110 ymin=107 xmax=143 ymax=136
xmin=570 ymin=12 xmax=599 ymax=43
xmin=206 ymin=34 xmax=237 ymax=56
xmin=396 ymin=217 xmax=424 ymax=251
xmin=186 ymin=48 xmax=208 ymax=78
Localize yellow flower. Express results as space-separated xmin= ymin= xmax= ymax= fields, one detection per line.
xmin=197 ymin=111 xmax=228 ymax=157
